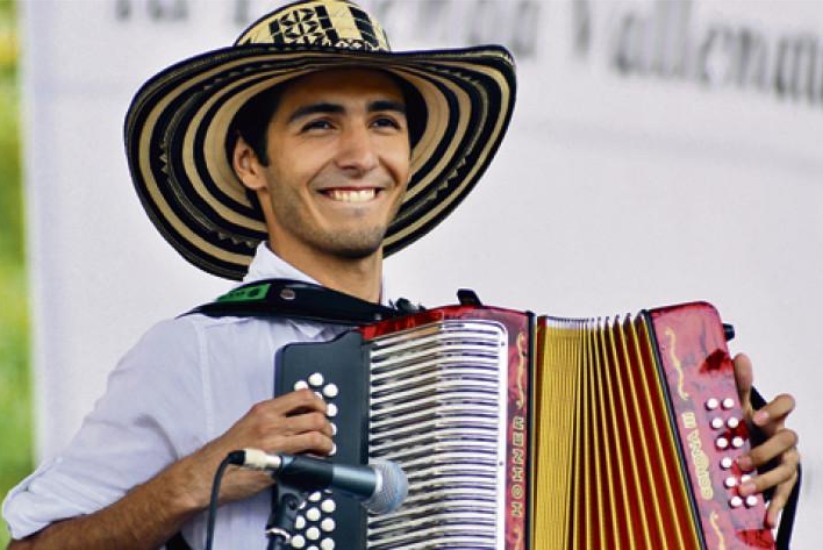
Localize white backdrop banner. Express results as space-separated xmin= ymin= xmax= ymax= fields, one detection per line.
xmin=22 ymin=0 xmax=821 ymax=545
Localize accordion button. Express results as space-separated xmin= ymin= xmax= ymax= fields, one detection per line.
xmin=329 ymin=443 xmax=337 ymax=456
xmin=740 ymin=474 xmax=752 ymax=483
xmin=706 ymin=398 xmax=720 ymax=410
xmin=716 ymin=437 xmax=730 ymax=450
xmin=722 ymin=397 xmax=735 ymax=410
xmin=732 ymin=436 xmax=745 ymax=448
xmin=294 ymin=380 xmax=309 ymax=391
xmin=727 ymin=417 xmax=740 ymax=429
xmin=306 ymin=507 xmax=321 ymax=522
xmin=306 ymin=526 xmax=321 ymax=541
xmin=326 ymin=403 xmax=338 ymax=418
xmin=321 ymin=539 xmax=336 ymax=550
xmin=321 ymin=499 xmax=336 ymax=513
xmin=295 ymin=516 xmax=307 ymax=530
xmin=330 ymin=422 xmax=337 ymax=436
xmin=309 ymin=373 xmax=325 ymax=387
xmin=321 ymin=518 xmax=336 ymax=532
xmin=745 ymin=495 xmax=759 ymax=507
xmin=323 ymin=384 xmax=339 ymax=398
xmin=711 ymin=417 xmax=724 ymax=430
xmin=308 ymin=492 xmax=322 ymax=503
xmin=730 ymin=496 xmax=744 ymax=508
xmin=724 ymin=477 xmax=738 ymax=488
xmin=291 ymin=535 xmax=306 ymax=548
xmin=720 ymin=457 xmax=734 ymax=469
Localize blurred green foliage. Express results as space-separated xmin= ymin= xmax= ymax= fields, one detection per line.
xmin=0 ymin=0 xmax=30 ymax=546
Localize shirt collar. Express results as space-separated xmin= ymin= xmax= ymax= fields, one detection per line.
xmin=242 ymin=241 xmax=393 ymax=306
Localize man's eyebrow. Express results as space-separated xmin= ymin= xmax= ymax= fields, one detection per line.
xmin=286 ymin=99 xmax=407 ymax=124
xmin=368 ymin=99 xmax=406 ymax=115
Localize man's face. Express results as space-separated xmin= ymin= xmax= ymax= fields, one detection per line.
xmin=243 ymin=69 xmax=411 ymax=265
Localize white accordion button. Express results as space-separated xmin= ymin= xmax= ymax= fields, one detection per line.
xmin=716 ymin=437 xmax=730 ymax=450
xmin=291 ymin=535 xmax=306 ymax=548
xmin=295 ymin=516 xmax=307 ymax=530
xmin=722 ymin=397 xmax=735 ymax=410
xmin=732 ymin=436 xmax=745 ymax=449
xmin=730 ymin=496 xmax=744 ymax=508
xmin=745 ymin=495 xmax=759 ymax=507
xmin=320 ymin=539 xmax=336 ymax=550
xmin=321 ymin=518 xmax=336 ymax=532
xmin=306 ymin=507 xmax=321 ymax=522
xmin=323 ymin=384 xmax=339 ymax=398
xmin=726 ymin=417 xmax=740 ymax=429
xmin=329 ymin=443 xmax=337 ymax=456
xmin=711 ymin=417 xmax=724 ymax=430
xmin=308 ymin=491 xmax=322 ymax=503
xmin=308 ymin=373 xmax=325 ymax=387
xmin=306 ymin=526 xmax=321 ymax=541
xmin=724 ymin=477 xmax=738 ymax=489
xmin=330 ymin=422 xmax=337 ymax=436
xmin=321 ymin=499 xmax=336 ymax=514
xmin=706 ymin=398 xmax=720 ymax=410
xmin=720 ymin=456 xmax=734 ymax=470
xmin=294 ymin=380 xmax=309 ymax=391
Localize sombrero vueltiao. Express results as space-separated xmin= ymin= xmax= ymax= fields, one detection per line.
xmin=125 ymin=0 xmax=516 ymax=280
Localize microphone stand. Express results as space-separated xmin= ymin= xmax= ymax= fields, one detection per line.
xmin=265 ymin=481 xmax=308 ymax=550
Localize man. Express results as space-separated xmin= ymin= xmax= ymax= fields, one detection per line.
xmin=2 ymin=1 xmax=799 ymax=549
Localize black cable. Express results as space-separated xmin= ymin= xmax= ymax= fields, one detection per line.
xmin=205 ymin=450 xmax=246 ymax=550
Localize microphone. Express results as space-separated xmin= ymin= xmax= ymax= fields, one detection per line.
xmin=230 ymin=449 xmax=408 ymax=514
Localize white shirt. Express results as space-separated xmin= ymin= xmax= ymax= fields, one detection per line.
xmin=3 ymin=244 xmax=384 ymax=548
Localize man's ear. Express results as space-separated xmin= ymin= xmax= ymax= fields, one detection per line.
xmin=232 ymin=135 xmax=267 ymax=192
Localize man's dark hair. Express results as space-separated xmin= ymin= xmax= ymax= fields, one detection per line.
xmin=228 ymin=71 xmax=427 ymax=168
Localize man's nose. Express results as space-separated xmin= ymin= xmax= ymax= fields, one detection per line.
xmin=335 ymin=124 xmax=378 ymax=175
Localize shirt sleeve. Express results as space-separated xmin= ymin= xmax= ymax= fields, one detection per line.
xmin=2 ymin=317 xmax=207 ymax=540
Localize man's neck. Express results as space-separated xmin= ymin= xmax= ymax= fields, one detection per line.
xmin=267 ymin=241 xmax=384 ymax=303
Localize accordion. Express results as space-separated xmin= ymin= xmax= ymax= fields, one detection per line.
xmin=274 ymin=301 xmax=774 ymax=549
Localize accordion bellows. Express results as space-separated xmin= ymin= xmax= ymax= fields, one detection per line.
xmin=275 ymin=301 xmax=774 ymax=549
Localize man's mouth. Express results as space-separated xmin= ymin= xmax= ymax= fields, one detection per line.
xmin=323 ymin=188 xmax=379 ymax=203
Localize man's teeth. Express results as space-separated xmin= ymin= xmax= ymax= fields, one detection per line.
xmin=327 ymin=189 xmax=377 ymax=202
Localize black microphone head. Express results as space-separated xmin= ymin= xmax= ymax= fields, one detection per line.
xmin=364 ymin=459 xmax=408 ymax=514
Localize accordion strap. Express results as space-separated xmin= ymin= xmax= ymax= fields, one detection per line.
xmin=186 ymin=278 xmax=417 ymax=325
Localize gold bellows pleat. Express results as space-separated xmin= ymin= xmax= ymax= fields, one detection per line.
xmin=532 ymin=315 xmax=701 ymax=549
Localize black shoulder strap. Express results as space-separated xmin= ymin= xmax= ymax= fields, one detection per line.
xmin=185 ymin=278 xmax=418 ymax=325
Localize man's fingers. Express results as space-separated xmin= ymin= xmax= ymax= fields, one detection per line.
xmin=752 ymin=393 xmax=796 ymax=431
xmin=738 ymin=445 xmax=800 ymax=494
xmin=738 ymin=428 xmax=799 ymax=471
xmin=282 ymin=410 xmax=334 ymax=437
xmin=765 ymin=471 xmax=800 ymax=529
xmin=249 ymin=389 xmax=327 ymax=420
xmin=271 ymin=430 xmax=335 ymax=456
xmin=732 ymin=353 xmax=754 ymax=415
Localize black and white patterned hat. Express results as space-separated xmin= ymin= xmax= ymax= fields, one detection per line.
xmin=125 ymin=0 xmax=516 ymax=280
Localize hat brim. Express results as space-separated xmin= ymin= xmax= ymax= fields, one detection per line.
xmin=125 ymin=44 xmax=516 ymax=280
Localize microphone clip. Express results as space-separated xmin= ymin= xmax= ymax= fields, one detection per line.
xmin=265 ymin=481 xmax=309 ymax=550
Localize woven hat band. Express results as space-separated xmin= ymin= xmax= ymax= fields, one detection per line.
xmin=237 ymin=0 xmax=390 ymax=52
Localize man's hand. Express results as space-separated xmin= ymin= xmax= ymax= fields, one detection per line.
xmin=174 ymin=388 xmax=334 ymax=509
xmin=9 ymin=389 xmax=333 ymax=550
xmin=733 ymin=353 xmax=800 ymax=528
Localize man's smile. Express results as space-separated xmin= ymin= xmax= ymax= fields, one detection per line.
xmin=320 ymin=188 xmax=381 ymax=203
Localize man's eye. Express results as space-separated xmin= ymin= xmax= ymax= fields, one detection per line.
xmin=302 ymin=119 xmax=333 ymax=131
xmin=372 ymin=116 xmax=402 ymax=129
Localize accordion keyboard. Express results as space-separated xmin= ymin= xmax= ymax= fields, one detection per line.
xmin=365 ymin=320 xmax=511 ymax=549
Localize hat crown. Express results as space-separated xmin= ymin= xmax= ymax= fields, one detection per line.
xmin=236 ymin=0 xmax=391 ymax=52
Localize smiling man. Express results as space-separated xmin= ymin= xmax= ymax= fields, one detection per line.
xmin=233 ymin=69 xmax=413 ymax=302
xmin=2 ymin=0 xmax=799 ymax=549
